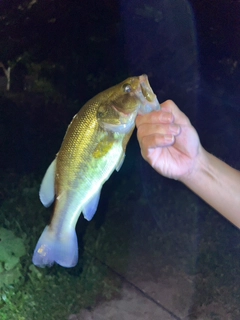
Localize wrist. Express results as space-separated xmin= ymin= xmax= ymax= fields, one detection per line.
xmin=179 ymin=145 xmax=209 ymax=186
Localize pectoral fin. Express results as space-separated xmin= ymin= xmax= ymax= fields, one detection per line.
xmin=39 ymin=159 xmax=56 ymax=207
xmin=83 ymin=188 xmax=101 ymax=221
xmin=115 ymin=152 xmax=125 ymax=172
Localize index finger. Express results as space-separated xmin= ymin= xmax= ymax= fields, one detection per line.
xmin=136 ymin=108 xmax=174 ymax=128
xmin=160 ymin=100 xmax=191 ymax=125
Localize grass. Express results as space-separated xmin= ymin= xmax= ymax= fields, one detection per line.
xmin=0 ymin=163 xmax=240 ymax=319
xmin=0 ymin=173 xmax=124 ymax=319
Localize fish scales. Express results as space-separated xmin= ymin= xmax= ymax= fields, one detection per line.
xmin=32 ymin=74 xmax=160 ymax=268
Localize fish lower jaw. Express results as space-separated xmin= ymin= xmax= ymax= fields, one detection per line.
xmin=99 ymin=109 xmax=137 ymax=134
xmin=138 ymin=97 xmax=161 ymax=115
xmin=100 ymin=119 xmax=135 ymax=134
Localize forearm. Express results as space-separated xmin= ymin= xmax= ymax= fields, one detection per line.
xmin=180 ymin=147 xmax=240 ymax=228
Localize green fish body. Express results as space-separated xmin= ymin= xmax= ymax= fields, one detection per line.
xmin=32 ymin=74 xmax=160 ymax=267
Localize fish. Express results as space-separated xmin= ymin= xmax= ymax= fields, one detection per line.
xmin=32 ymin=74 xmax=160 ymax=268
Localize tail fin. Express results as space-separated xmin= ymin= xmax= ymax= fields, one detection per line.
xmin=32 ymin=226 xmax=78 ymax=268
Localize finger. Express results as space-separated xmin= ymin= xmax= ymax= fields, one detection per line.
xmin=136 ymin=109 xmax=174 ymax=128
xmin=137 ymin=123 xmax=181 ymax=141
xmin=138 ymin=133 xmax=175 ymax=150
xmin=161 ymin=100 xmax=191 ymax=125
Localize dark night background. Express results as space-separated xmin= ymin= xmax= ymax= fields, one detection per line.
xmin=0 ymin=0 xmax=239 ymax=175
xmin=0 ymin=0 xmax=240 ymax=319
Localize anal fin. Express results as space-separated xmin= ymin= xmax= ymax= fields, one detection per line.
xmin=82 ymin=188 xmax=101 ymax=221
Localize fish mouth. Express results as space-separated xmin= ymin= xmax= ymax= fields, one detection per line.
xmin=138 ymin=74 xmax=161 ymax=115
xmin=113 ymin=74 xmax=160 ymax=116
xmin=139 ymin=74 xmax=154 ymax=102
xmin=99 ymin=106 xmax=137 ymax=134
xmin=112 ymin=105 xmax=135 ymax=117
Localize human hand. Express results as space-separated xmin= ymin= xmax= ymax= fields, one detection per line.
xmin=136 ymin=100 xmax=201 ymax=180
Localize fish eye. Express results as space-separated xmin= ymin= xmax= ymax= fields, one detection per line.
xmin=123 ymin=83 xmax=131 ymax=93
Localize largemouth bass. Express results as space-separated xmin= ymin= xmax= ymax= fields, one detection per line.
xmin=32 ymin=74 xmax=160 ymax=268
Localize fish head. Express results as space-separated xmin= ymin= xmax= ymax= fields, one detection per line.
xmin=97 ymin=74 xmax=160 ymax=133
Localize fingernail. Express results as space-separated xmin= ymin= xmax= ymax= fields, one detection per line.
xmin=170 ymin=124 xmax=180 ymax=135
xmin=164 ymin=134 xmax=174 ymax=143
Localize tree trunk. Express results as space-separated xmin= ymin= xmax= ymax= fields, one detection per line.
xmin=0 ymin=62 xmax=11 ymax=91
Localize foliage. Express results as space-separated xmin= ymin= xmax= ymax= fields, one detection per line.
xmin=0 ymin=173 xmax=123 ymax=319
xmin=0 ymin=0 xmax=125 ymax=99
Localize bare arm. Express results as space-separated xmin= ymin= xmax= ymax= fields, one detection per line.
xmin=136 ymin=100 xmax=240 ymax=228
xmin=180 ymin=147 xmax=240 ymax=228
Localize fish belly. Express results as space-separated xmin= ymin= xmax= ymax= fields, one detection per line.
xmin=32 ymin=138 xmax=124 ymax=268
